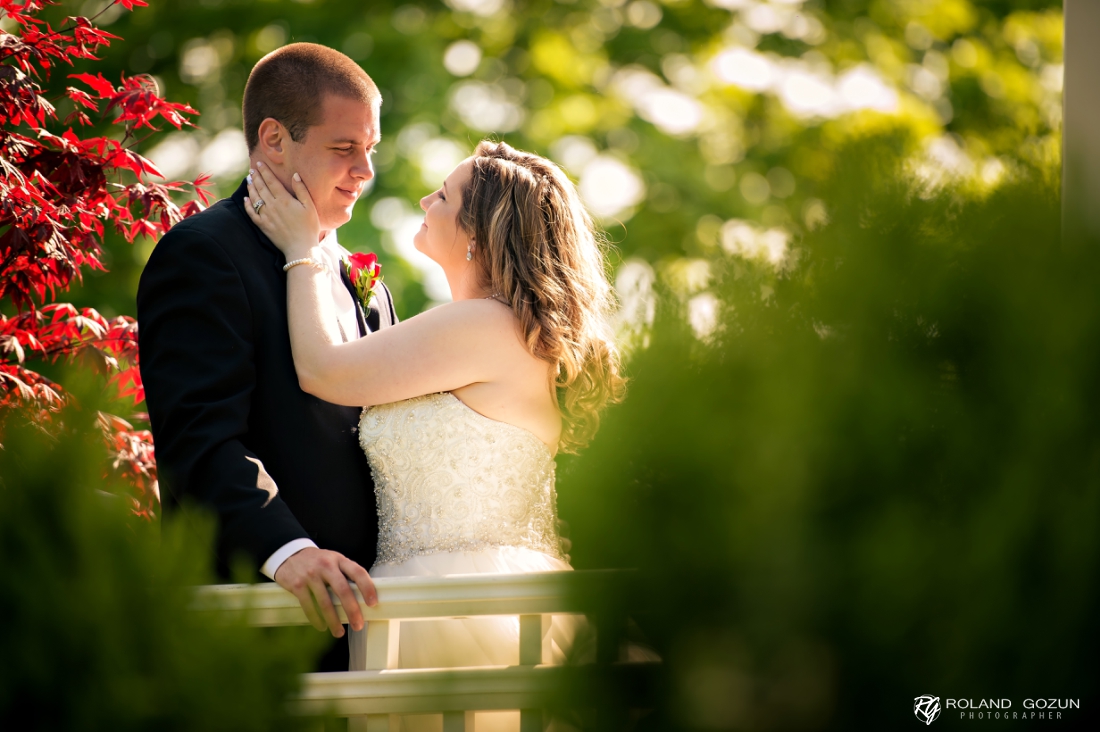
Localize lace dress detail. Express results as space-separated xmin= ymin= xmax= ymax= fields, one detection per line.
xmin=359 ymin=392 xmax=565 ymax=567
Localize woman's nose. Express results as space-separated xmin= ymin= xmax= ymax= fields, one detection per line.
xmin=419 ymin=195 xmax=431 ymax=212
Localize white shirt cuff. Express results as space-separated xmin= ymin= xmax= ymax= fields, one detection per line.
xmin=261 ymin=538 xmax=318 ymax=580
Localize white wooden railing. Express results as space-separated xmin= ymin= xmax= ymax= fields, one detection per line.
xmin=193 ymin=570 xmax=655 ymax=730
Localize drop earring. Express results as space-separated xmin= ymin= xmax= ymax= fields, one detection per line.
xmin=466 ymin=241 xmax=473 ymax=261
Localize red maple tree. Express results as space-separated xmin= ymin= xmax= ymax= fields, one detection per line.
xmin=1 ymin=0 xmax=210 ymax=517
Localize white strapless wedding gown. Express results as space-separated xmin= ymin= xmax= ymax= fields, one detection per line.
xmin=359 ymin=392 xmax=577 ymax=732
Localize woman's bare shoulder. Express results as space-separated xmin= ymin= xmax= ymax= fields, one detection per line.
xmin=405 ymin=297 xmax=518 ymax=331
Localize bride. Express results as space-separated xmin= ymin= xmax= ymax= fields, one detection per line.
xmin=245 ymin=140 xmax=624 ymax=723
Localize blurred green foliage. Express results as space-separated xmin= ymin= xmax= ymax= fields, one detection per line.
xmin=0 ymin=374 xmax=325 ymax=730
xmin=24 ymin=0 xmax=1063 ymax=320
xmin=559 ymin=133 xmax=1098 ymax=728
xmin=6 ymin=0 xmax=1090 ymax=728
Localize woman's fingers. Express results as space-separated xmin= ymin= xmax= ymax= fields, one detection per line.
xmin=245 ymin=176 xmax=262 ymax=212
xmin=256 ymin=162 xmax=293 ymax=201
xmin=290 ymin=172 xmax=318 ymax=215
xmin=243 ymin=195 xmax=258 ymax=223
xmin=252 ymin=162 xmax=279 ymax=200
xmin=242 ymin=166 xmax=320 ymax=258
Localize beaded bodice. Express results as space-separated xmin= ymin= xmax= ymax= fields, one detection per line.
xmin=359 ymin=392 xmax=564 ymax=566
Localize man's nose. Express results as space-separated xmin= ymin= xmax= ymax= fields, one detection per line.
xmin=351 ymin=150 xmax=374 ymax=181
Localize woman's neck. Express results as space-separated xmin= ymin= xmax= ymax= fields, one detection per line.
xmin=444 ymin=266 xmax=495 ymax=302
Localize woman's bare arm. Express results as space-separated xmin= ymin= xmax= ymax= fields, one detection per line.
xmin=285 ymin=277 xmax=513 ymax=406
xmin=244 ymin=163 xmax=517 ymax=406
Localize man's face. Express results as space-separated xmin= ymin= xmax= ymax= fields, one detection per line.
xmin=283 ymin=94 xmax=380 ymax=233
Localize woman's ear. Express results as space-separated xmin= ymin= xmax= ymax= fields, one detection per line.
xmin=257 ymin=117 xmax=288 ymax=165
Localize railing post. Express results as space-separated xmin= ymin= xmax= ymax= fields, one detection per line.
xmin=596 ymin=609 xmax=626 ymax=665
xmin=365 ymin=620 xmax=400 ymax=670
xmin=349 ymin=620 xmax=401 ymax=732
xmin=518 ymin=614 xmax=544 ymax=666
xmin=519 ymin=709 xmax=544 ymax=732
xmin=442 ymin=710 xmax=475 ymax=732
xmin=365 ymin=716 xmax=391 ymax=732
xmin=519 ymin=614 xmax=544 ymax=732
xmin=348 ymin=626 xmax=367 ymax=672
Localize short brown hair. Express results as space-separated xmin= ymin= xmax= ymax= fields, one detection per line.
xmin=242 ymin=43 xmax=380 ymax=152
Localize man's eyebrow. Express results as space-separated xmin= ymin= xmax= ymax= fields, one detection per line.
xmin=331 ymin=135 xmax=382 ymax=145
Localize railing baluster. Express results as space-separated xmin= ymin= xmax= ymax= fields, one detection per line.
xmin=519 ymin=614 xmax=544 ymax=732
xmin=518 ymin=614 xmax=543 ymax=666
xmin=365 ymin=714 xmax=390 ymax=732
xmin=371 ymin=620 xmax=399 ymax=732
xmin=596 ymin=609 xmax=625 ymax=665
xmin=350 ymin=710 xmax=389 ymax=732
xmin=519 ymin=709 xmax=543 ymax=732
xmin=348 ymin=623 xmax=370 ymax=732
xmin=349 ymin=626 xmax=367 ymax=672
xmin=366 ymin=619 xmax=400 ymax=670
xmin=350 ymin=620 xmax=401 ymax=732
xmin=442 ymin=710 xmax=474 ymax=732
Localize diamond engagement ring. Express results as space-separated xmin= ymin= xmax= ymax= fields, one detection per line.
xmin=253 ymin=199 xmax=265 ymax=214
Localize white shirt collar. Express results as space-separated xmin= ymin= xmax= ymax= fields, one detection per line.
xmin=312 ymin=230 xmax=348 ymax=271
xmin=319 ymin=229 xmax=341 ymax=254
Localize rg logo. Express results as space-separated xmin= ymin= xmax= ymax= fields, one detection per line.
xmin=915 ymin=695 xmax=942 ymax=725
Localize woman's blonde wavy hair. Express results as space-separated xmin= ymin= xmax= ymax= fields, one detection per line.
xmin=458 ymin=140 xmax=626 ymax=453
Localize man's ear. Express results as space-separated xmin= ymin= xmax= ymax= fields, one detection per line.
xmin=257 ymin=117 xmax=289 ymax=165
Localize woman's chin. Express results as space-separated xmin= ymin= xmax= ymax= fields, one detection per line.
xmin=413 ymin=241 xmax=443 ymax=268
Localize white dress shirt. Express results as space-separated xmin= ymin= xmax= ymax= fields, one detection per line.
xmin=260 ymin=230 xmax=362 ymax=580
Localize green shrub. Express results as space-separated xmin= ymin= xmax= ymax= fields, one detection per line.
xmin=560 ymin=132 xmax=1099 ymax=729
xmin=0 ymin=399 xmax=325 ymax=731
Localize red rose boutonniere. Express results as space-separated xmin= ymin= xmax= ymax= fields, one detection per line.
xmin=344 ymin=252 xmax=383 ymax=310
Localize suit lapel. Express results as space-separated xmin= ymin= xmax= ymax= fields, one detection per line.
xmin=371 ymin=283 xmax=394 ymax=330
xmin=339 ymin=265 xmax=370 ymax=337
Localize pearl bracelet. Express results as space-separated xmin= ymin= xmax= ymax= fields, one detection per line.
xmin=283 ymin=257 xmax=321 ymax=272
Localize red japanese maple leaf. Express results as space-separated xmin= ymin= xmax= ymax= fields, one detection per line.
xmin=1 ymin=0 xmax=208 ymax=516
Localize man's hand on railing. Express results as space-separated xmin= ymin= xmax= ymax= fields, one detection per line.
xmin=274 ymin=547 xmax=378 ymax=637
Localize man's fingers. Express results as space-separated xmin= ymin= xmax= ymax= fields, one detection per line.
xmin=308 ymin=577 xmax=345 ymax=638
xmin=326 ymin=570 xmax=365 ymax=632
xmin=342 ymin=559 xmax=379 ymax=608
xmin=275 ymin=550 xmax=373 ymax=636
xmin=292 ymin=586 xmax=326 ymax=632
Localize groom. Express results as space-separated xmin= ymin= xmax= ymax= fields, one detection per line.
xmin=137 ymin=44 xmax=395 ymax=665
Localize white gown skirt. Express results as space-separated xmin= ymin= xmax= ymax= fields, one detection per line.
xmin=369 ymin=547 xmax=578 ymax=732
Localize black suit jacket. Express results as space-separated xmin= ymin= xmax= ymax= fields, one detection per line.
xmin=137 ymin=180 xmax=396 ymax=578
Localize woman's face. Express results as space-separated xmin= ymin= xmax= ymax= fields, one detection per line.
xmin=414 ymin=158 xmax=475 ymax=269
